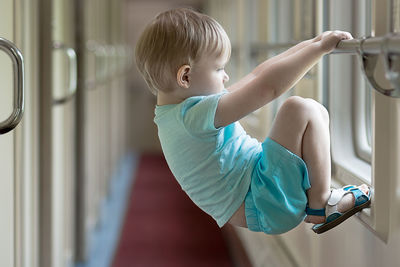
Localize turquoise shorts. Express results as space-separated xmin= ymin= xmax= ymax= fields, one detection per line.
xmin=245 ymin=138 xmax=311 ymax=235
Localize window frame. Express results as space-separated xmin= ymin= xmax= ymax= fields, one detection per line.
xmin=326 ymin=0 xmax=400 ymax=242
xmin=353 ymin=0 xmax=373 ymax=163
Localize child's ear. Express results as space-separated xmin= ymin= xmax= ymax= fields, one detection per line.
xmin=176 ymin=65 xmax=191 ymax=88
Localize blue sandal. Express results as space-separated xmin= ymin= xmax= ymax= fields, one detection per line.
xmin=305 ymin=185 xmax=371 ymax=234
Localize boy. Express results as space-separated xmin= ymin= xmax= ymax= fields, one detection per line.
xmin=135 ymin=8 xmax=371 ymax=234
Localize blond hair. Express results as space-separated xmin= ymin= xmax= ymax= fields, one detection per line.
xmin=135 ymin=8 xmax=231 ymax=95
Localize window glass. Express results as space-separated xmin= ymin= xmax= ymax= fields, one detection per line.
xmin=326 ymin=0 xmax=373 ymax=164
xmin=392 ymin=0 xmax=400 ymax=32
xmin=238 ymin=0 xmax=320 ymax=140
xmin=366 ymin=84 xmax=372 ymax=146
xmin=355 ymin=0 xmax=373 ymax=162
xmin=365 ymin=1 xmax=373 ymax=148
xmin=292 ymin=0 xmax=319 ymax=103
xmin=325 ymin=0 xmax=372 ymax=185
xmin=206 ymin=0 xmax=240 ymax=87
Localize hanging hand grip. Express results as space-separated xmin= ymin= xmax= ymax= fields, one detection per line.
xmin=0 ymin=38 xmax=24 ymax=134
xmin=53 ymin=42 xmax=77 ymax=104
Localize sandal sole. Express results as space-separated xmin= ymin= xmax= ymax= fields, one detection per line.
xmin=312 ymin=198 xmax=371 ymax=234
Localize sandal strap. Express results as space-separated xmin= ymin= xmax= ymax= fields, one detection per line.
xmin=305 ymin=205 xmax=326 ymax=216
xmin=306 ymin=185 xmax=369 ymax=218
xmin=326 ymin=185 xmax=355 ymax=217
xmin=328 ymin=185 xmax=355 ymax=206
xmin=326 ymin=203 xmax=340 ymax=218
xmin=348 ymin=187 xmax=370 ymax=206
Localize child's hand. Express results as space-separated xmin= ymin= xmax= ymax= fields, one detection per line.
xmin=316 ymin=31 xmax=353 ymax=53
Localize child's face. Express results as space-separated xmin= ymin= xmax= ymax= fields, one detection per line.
xmin=189 ymin=53 xmax=229 ymax=95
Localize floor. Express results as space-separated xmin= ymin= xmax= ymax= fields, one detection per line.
xmin=111 ymin=153 xmax=233 ymax=267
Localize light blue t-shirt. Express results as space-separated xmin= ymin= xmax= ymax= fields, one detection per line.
xmin=154 ymin=91 xmax=262 ymax=227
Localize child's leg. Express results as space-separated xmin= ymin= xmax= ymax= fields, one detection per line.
xmin=267 ymin=96 xmax=369 ymax=224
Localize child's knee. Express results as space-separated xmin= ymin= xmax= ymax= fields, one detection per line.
xmin=281 ymin=96 xmax=329 ymax=124
xmin=281 ymin=96 xmax=313 ymax=119
xmin=305 ymin=98 xmax=329 ymax=124
xmin=282 ymin=96 xmax=306 ymax=112
xmin=319 ymin=104 xmax=330 ymax=123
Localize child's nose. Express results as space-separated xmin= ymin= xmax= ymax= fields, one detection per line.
xmin=223 ymin=72 xmax=229 ymax=83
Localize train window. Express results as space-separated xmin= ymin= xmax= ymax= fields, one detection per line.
xmin=205 ymin=0 xmax=398 ymax=242
xmin=242 ymin=0 xmax=320 ymax=141
xmin=328 ymin=0 xmax=400 ymax=240
xmin=353 ymin=0 xmax=373 ymax=163
xmin=207 ymin=0 xmax=374 ymax=184
xmin=325 ymin=0 xmax=373 ymax=188
xmin=205 ymin=0 xmax=239 ymax=86
xmin=392 ymin=0 xmax=400 ymax=32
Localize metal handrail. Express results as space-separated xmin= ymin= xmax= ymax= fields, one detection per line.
xmin=333 ymin=34 xmax=400 ymax=98
xmin=250 ymin=34 xmax=400 ymax=97
xmin=0 ymin=37 xmax=24 ymax=134
xmin=334 ymin=34 xmax=400 ymax=55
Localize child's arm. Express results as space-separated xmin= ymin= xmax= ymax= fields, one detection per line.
xmin=227 ymin=38 xmax=318 ymax=93
xmin=252 ymin=38 xmax=318 ymax=74
xmin=215 ymin=31 xmax=352 ymax=128
xmin=227 ymin=32 xmax=332 ymax=93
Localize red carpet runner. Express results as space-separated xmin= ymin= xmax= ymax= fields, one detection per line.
xmin=112 ymin=154 xmax=233 ymax=267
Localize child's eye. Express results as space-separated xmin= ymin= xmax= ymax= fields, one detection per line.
xmin=217 ymin=67 xmax=225 ymax=71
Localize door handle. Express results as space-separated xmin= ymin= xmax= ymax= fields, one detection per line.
xmin=53 ymin=42 xmax=77 ymax=104
xmin=85 ymin=41 xmax=97 ymax=90
xmin=95 ymin=44 xmax=108 ymax=85
xmin=0 ymin=37 xmax=24 ymax=134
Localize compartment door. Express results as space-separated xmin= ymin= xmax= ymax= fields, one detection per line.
xmin=0 ymin=0 xmax=33 ymax=266
xmin=40 ymin=0 xmax=78 ymax=266
xmin=0 ymin=2 xmax=16 ymax=265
